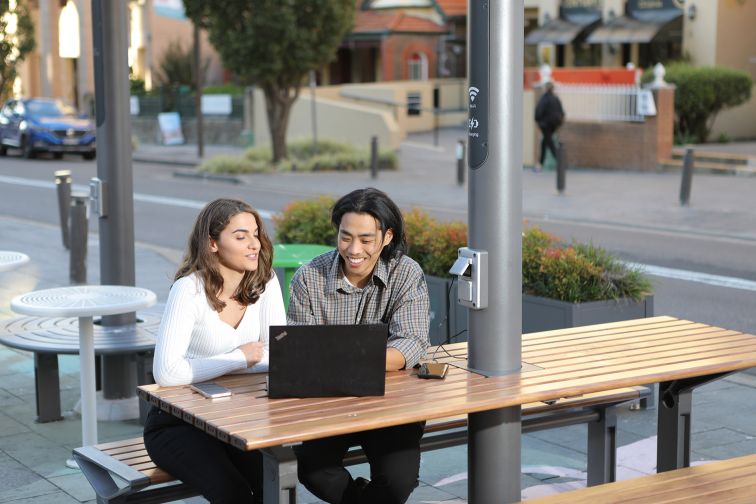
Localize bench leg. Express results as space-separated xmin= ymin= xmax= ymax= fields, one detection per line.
xmin=657 ymin=381 xmax=692 ymax=472
xmin=34 ymin=352 xmax=63 ymax=423
xmin=136 ymin=351 xmax=154 ymax=426
xmin=586 ymin=407 xmax=617 ymax=486
xmin=261 ymin=446 xmax=298 ymax=504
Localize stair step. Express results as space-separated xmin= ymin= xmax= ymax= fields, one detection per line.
xmin=670 ymin=148 xmax=752 ymax=165
xmin=659 ymin=158 xmax=756 ymax=174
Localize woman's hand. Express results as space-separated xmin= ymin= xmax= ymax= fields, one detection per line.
xmin=238 ymin=342 xmax=264 ymax=367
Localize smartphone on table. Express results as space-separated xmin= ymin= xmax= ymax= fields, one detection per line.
xmin=190 ymin=381 xmax=232 ymax=399
xmin=417 ymin=362 xmax=449 ymax=379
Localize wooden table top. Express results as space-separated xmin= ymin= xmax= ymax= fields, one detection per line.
xmin=138 ymin=316 xmax=756 ymax=451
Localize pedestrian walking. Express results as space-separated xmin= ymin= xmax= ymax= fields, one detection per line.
xmin=534 ymin=81 xmax=565 ymax=172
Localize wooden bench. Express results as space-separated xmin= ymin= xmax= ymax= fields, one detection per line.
xmin=521 ymin=452 xmax=756 ymax=503
xmin=0 ymin=313 xmax=160 ymax=422
xmin=73 ymin=386 xmax=647 ymax=504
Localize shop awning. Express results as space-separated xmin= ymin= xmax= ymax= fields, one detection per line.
xmin=587 ymin=9 xmax=682 ymax=44
xmin=525 ymin=12 xmax=601 ymax=45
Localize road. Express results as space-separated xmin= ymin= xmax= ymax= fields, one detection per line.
xmin=1 ymin=150 xmax=755 ymax=335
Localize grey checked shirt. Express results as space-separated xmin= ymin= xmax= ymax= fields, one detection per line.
xmin=287 ymin=250 xmax=430 ymax=368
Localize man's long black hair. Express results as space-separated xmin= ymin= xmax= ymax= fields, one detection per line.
xmin=331 ymin=187 xmax=408 ymax=261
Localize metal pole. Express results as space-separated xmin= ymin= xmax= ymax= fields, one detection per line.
xmin=370 ymin=136 xmax=378 ymax=179
xmin=69 ymin=194 xmax=88 ymax=284
xmin=55 ymin=170 xmax=72 ymax=249
xmin=310 ymin=70 xmax=318 ymax=155
xmin=194 ymin=24 xmax=204 ymax=159
xmin=92 ymin=0 xmax=138 ymax=400
xmin=556 ymin=143 xmax=567 ymax=194
xmin=679 ymin=148 xmax=694 ymax=206
xmin=467 ymin=1 xmax=523 ymax=502
xmin=79 ymin=316 xmax=97 ymax=446
xmin=456 ymin=139 xmax=465 ymax=186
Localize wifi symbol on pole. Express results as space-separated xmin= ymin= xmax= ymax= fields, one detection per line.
xmin=468 ymin=87 xmax=480 ymax=102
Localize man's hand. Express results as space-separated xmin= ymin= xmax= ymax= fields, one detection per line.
xmin=238 ymin=342 xmax=264 ymax=367
xmin=386 ymin=347 xmax=406 ymax=371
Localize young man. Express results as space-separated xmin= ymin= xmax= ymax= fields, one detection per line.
xmin=287 ymin=188 xmax=430 ymax=504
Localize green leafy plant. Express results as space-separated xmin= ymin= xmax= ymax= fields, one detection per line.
xmin=0 ymin=0 xmax=35 ymax=103
xmin=273 ymin=196 xmax=337 ymax=246
xmin=643 ymin=63 xmax=752 ymax=143
xmin=522 ymin=229 xmax=652 ymax=303
xmin=155 ymin=39 xmax=195 ymax=89
xmin=404 ymin=209 xmax=467 ymax=278
xmin=198 ymin=140 xmax=397 ymax=174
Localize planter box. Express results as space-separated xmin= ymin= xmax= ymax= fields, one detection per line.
xmin=522 ymin=294 xmax=655 ymax=333
xmin=426 ymin=274 xmax=654 ymax=340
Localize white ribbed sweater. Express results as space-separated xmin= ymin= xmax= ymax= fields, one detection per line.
xmin=153 ymin=272 xmax=286 ymax=386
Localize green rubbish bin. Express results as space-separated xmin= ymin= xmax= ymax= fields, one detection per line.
xmin=273 ymin=243 xmax=333 ymax=309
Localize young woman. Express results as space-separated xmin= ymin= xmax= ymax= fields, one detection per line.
xmin=144 ymin=198 xmax=285 ymax=504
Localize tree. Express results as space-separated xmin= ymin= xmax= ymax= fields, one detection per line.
xmin=0 ymin=0 xmax=35 ymax=102
xmin=183 ymin=0 xmax=355 ymax=162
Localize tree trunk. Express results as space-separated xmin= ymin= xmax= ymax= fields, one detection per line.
xmin=262 ymin=83 xmax=300 ymax=163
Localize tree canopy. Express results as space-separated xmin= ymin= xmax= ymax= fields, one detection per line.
xmin=0 ymin=0 xmax=35 ymax=102
xmin=182 ymin=0 xmax=355 ymax=161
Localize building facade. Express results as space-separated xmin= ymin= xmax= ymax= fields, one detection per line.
xmin=15 ymin=0 xmax=222 ymax=113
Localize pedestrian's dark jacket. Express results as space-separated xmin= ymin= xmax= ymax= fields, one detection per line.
xmin=535 ymin=90 xmax=565 ymax=131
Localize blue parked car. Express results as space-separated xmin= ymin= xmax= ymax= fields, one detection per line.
xmin=0 ymin=98 xmax=96 ymax=160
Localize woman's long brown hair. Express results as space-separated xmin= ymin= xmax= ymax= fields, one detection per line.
xmin=174 ymin=198 xmax=273 ymax=311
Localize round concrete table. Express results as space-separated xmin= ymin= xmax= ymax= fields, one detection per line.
xmin=0 ymin=251 xmax=30 ymax=272
xmin=10 ymin=285 xmax=156 ymax=450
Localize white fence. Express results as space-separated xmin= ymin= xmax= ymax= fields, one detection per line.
xmin=555 ymin=84 xmax=646 ymax=123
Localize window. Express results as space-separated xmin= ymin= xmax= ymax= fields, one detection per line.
xmin=407 ymin=52 xmax=428 ymax=81
xmin=407 ymin=92 xmax=422 ymax=116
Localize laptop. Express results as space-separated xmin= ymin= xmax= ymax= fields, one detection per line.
xmin=268 ymin=324 xmax=388 ymax=398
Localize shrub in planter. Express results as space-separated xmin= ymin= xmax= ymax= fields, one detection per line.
xmin=404 ymin=209 xmax=467 ymax=277
xmin=522 ymin=228 xmax=651 ymax=303
xmin=273 ymin=196 xmax=336 ymax=246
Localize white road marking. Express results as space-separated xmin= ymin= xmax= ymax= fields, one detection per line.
xmin=626 ymin=262 xmax=756 ymax=293
xmin=0 ymin=174 xmax=275 ymax=220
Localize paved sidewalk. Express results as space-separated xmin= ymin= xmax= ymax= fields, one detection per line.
xmin=0 ymin=132 xmax=755 ymax=502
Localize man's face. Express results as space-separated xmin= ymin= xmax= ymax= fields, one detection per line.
xmin=337 ymin=212 xmax=393 ymax=288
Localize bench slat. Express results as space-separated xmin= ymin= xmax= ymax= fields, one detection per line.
xmin=522 ymin=453 xmax=756 ymax=503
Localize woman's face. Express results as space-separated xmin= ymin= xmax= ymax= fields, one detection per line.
xmin=209 ymin=212 xmax=260 ymax=275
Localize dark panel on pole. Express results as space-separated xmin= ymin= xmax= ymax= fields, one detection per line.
xmin=467 ymin=0 xmax=489 ymax=169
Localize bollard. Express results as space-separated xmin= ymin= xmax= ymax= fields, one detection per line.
xmin=556 ymin=143 xmax=567 ymax=194
xmin=679 ymin=148 xmax=694 ymax=206
xmin=456 ymin=139 xmax=466 ymax=186
xmin=55 ymin=170 xmax=72 ymax=249
xmin=370 ymin=136 xmax=378 ymax=179
xmin=69 ymin=193 xmax=88 ymax=284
